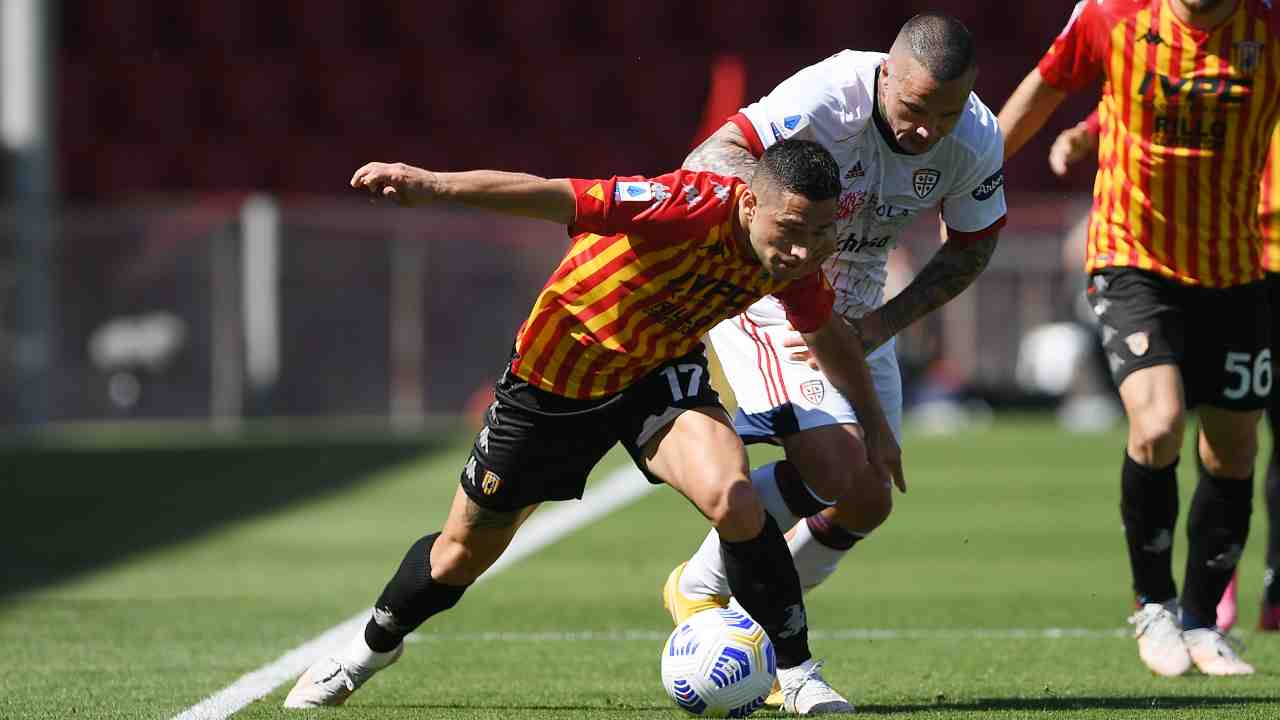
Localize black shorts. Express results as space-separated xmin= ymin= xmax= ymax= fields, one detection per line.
xmin=1086 ymin=268 xmax=1271 ymax=410
xmin=459 ymin=346 xmax=723 ymax=512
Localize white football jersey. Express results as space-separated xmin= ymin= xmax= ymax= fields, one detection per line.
xmin=736 ymin=50 xmax=1007 ymax=321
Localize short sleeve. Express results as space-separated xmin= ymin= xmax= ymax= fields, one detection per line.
xmin=568 ymin=171 xmax=738 ymax=243
xmin=775 ymin=271 xmax=835 ymax=333
xmin=736 ymin=55 xmax=844 ymax=155
xmin=1037 ymin=1 xmax=1108 ymax=92
xmin=941 ymin=100 xmax=1008 ymax=237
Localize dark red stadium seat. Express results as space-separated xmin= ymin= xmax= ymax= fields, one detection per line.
xmin=75 ymin=0 xmax=158 ymax=53
xmin=112 ymin=60 xmax=205 ymax=141
xmin=59 ymin=59 xmax=103 ymax=147
xmin=280 ymin=0 xmax=361 ymax=50
xmin=206 ymin=58 xmax=304 ymax=135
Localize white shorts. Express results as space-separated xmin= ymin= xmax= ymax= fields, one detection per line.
xmin=708 ymin=314 xmax=903 ymax=444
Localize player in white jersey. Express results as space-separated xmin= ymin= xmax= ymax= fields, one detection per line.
xmin=665 ymin=15 xmax=1007 ymax=709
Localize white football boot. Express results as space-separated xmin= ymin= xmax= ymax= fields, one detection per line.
xmin=777 ymin=659 xmax=855 ymax=715
xmin=1183 ymin=628 xmax=1255 ymax=675
xmin=1127 ymin=602 xmax=1191 ymax=677
xmin=283 ymin=636 xmax=403 ymax=708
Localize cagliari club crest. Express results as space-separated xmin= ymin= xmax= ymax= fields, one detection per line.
xmin=800 ymin=379 xmax=825 ymax=405
xmin=912 ymin=168 xmax=941 ymax=199
xmin=1235 ymin=40 xmax=1264 ymax=77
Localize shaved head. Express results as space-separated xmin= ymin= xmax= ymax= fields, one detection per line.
xmin=891 ymin=13 xmax=976 ymax=83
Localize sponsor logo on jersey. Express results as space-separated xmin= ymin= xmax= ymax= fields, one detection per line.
xmin=463 ymin=455 xmax=477 ymax=482
xmin=481 ymin=470 xmax=502 ymax=495
xmin=971 ymin=168 xmax=1004 ymax=201
xmin=1137 ymin=71 xmax=1251 ymax=105
xmin=1125 ymin=332 xmax=1149 ymax=357
xmin=615 ymin=181 xmax=653 ymax=202
xmin=912 ymin=168 xmax=941 ymax=199
xmin=712 ymin=183 xmax=731 ymax=204
xmin=838 ymin=232 xmax=891 ymax=254
xmin=769 ymin=122 xmax=783 ymax=141
xmin=1234 ymin=41 xmax=1264 ymax=77
xmin=845 ymin=161 xmax=865 ymax=179
xmin=1137 ymin=29 xmax=1163 ymax=46
xmin=800 ymin=379 xmax=825 ymax=404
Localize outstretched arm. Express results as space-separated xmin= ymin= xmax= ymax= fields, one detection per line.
xmin=854 ymin=230 xmax=1000 ymax=353
xmin=802 ymin=316 xmax=905 ymax=492
xmin=998 ymin=68 xmax=1069 ymax=161
xmin=350 ymin=162 xmax=577 ymax=225
xmin=683 ymin=122 xmax=759 ymax=181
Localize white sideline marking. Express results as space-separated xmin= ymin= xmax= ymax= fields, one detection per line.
xmin=405 ymin=627 xmax=1131 ymax=643
xmin=172 ymin=466 xmax=653 ymax=720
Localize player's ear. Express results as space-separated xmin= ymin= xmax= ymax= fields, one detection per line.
xmin=740 ymin=187 xmax=757 ymax=219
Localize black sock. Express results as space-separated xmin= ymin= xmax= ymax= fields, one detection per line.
xmin=364 ymin=533 xmax=469 ymax=652
xmin=1267 ymin=440 xmax=1280 ymax=604
xmin=1181 ymin=462 xmax=1252 ymax=630
xmin=720 ymin=514 xmax=810 ymax=669
xmin=1120 ymin=453 xmax=1179 ymax=605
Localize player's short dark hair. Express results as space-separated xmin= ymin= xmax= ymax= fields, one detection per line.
xmin=897 ymin=13 xmax=976 ymax=82
xmin=755 ymin=139 xmax=840 ymax=202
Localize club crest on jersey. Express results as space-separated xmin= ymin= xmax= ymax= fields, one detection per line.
xmin=800 ymin=379 xmax=825 ymax=405
xmin=912 ymin=168 xmax=941 ymax=199
xmin=1234 ymin=41 xmax=1264 ymax=77
xmin=845 ymin=161 xmax=865 ymax=180
xmin=481 ymin=470 xmax=502 ymax=495
xmin=1125 ymin=332 xmax=1149 ymax=357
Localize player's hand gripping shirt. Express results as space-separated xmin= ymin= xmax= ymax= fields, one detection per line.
xmin=1039 ymin=0 xmax=1280 ymax=287
xmin=510 ymin=170 xmax=835 ymax=400
xmin=730 ymin=50 xmax=1007 ymax=322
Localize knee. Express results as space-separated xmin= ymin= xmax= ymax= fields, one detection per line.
xmin=792 ymin=445 xmax=862 ymax=504
xmin=830 ymin=469 xmax=893 ymax=533
xmin=1202 ymin=435 xmax=1259 ymax=478
xmin=1128 ymin=407 xmax=1185 ymax=464
xmin=707 ymin=477 xmax=765 ymax=540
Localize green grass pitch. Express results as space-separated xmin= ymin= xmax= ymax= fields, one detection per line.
xmin=2 ymin=417 xmax=1278 ymax=719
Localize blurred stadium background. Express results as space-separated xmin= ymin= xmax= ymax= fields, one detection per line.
xmin=8 ymin=4 xmax=1280 ymax=719
xmin=2 ymin=0 xmax=1109 ymax=432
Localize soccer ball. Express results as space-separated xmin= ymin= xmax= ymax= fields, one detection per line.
xmin=660 ymin=608 xmax=776 ymax=718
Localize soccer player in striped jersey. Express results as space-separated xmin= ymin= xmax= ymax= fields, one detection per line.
xmin=284 ymin=140 xmax=894 ymax=714
xmin=999 ymin=0 xmax=1280 ymax=676
xmin=1049 ymin=112 xmax=1280 ymax=634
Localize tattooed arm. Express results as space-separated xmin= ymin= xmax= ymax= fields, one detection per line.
xmin=853 ymin=229 xmax=1000 ymax=352
xmin=683 ymin=122 xmax=760 ymax=181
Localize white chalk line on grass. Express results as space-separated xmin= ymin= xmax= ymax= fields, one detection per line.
xmin=405 ymin=627 xmax=1132 ymax=643
xmin=172 ymin=466 xmax=655 ymax=720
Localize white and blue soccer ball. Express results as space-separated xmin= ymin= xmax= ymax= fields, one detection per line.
xmin=660 ymin=608 xmax=776 ymax=718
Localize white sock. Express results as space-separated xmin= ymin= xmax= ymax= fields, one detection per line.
xmin=342 ymin=627 xmax=400 ymax=673
xmin=777 ymin=657 xmax=820 ymax=682
xmin=679 ymin=529 xmax=732 ymax=598
xmin=750 ymin=462 xmax=801 ymax=529
xmin=788 ymin=519 xmax=859 ymax=592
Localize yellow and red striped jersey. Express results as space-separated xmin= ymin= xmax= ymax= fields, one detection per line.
xmin=1039 ymin=0 xmax=1280 ymax=287
xmin=1260 ymin=126 xmax=1280 ymax=271
xmin=511 ymin=170 xmax=835 ymax=399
